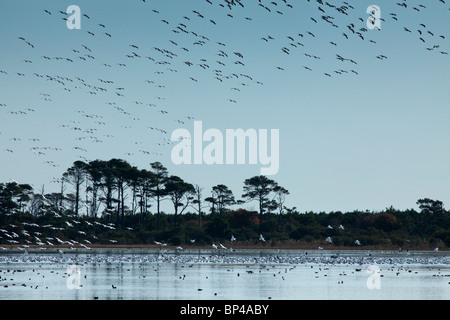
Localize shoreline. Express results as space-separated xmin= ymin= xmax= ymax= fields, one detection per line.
xmin=2 ymin=244 xmax=449 ymax=266
xmin=1 ymin=243 xmax=447 ymax=253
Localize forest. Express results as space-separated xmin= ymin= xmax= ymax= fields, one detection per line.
xmin=1 ymin=158 xmax=450 ymax=250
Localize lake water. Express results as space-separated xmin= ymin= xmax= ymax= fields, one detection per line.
xmin=0 ymin=249 xmax=449 ymax=300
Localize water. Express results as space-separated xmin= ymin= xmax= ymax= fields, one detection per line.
xmin=0 ymin=249 xmax=449 ymax=300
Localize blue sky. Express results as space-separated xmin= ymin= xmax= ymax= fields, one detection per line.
xmin=0 ymin=0 xmax=449 ymax=213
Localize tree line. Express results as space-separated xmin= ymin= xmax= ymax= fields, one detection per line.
xmin=1 ymin=158 xmax=450 ymax=249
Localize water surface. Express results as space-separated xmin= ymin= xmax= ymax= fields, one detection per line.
xmin=0 ymin=249 xmax=448 ymax=300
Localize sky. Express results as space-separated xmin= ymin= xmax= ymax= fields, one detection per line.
xmin=0 ymin=0 xmax=449 ymax=214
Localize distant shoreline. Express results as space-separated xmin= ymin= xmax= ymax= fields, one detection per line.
xmin=1 ymin=243 xmax=447 ymax=253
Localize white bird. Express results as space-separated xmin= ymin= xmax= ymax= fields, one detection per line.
xmin=327 ymin=225 xmax=333 ymax=229
xmin=434 ymin=247 xmax=439 ymax=252
xmin=318 ymin=246 xmax=323 ymax=250
xmin=1 ymin=232 xmax=12 ymax=239
xmin=55 ymin=237 xmax=64 ymax=244
xmin=259 ymin=234 xmax=266 ymax=242
xmin=219 ymin=243 xmax=227 ymax=249
xmin=326 ymin=236 xmax=332 ymax=243
xmin=355 ymin=240 xmax=361 ymax=246
xmin=338 ymin=224 xmax=345 ymax=230
xmin=231 ymin=235 xmax=236 ymax=242
xmin=176 ymin=246 xmax=183 ymax=250
xmin=212 ymin=243 xmax=218 ymax=249
xmin=189 ymin=239 xmax=196 ymax=244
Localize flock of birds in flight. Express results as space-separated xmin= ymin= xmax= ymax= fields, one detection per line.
xmin=7 ymin=216 xmax=439 ymax=252
xmin=1 ymin=212 xmax=367 ymax=251
xmin=0 ymin=0 xmax=449 ymax=187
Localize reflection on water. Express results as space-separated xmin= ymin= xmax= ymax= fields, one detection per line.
xmin=0 ymin=250 xmax=449 ymax=300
